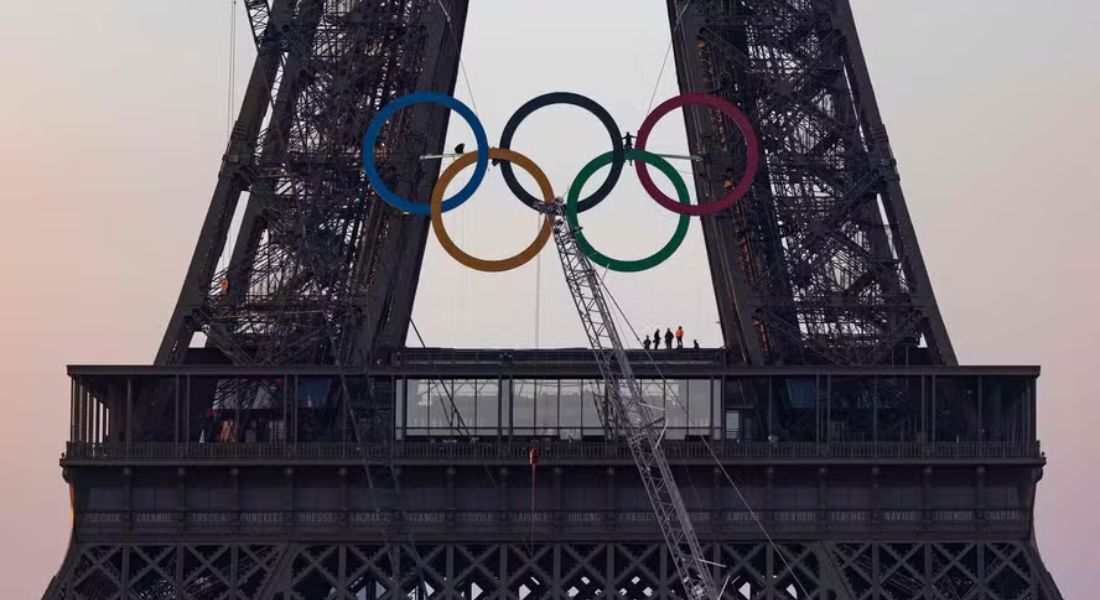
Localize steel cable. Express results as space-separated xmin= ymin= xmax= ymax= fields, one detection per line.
xmin=597 ymin=272 xmax=812 ymax=597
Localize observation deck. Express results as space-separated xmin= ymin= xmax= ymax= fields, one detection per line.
xmin=65 ymin=349 xmax=1042 ymax=463
xmin=61 ymin=349 xmax=1045 ymax=542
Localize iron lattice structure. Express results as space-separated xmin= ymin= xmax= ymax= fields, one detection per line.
xmin=44 ymin=0 xmax=1065 ymax=598
xmin=671 ymin=0 xmax=955 ymax=366
xmin=52 ymin=541 xmax=1060 ymax=599
xmin=157 ymin=0 xmax=466 ymax=369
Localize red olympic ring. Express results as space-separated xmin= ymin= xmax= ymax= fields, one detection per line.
xmin=635 ymin=93 xmax=761 ymax=216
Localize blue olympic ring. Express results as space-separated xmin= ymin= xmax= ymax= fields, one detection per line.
xmin=361 ymin=92 xmax=490 ymax=216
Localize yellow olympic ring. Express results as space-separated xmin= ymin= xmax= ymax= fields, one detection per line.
xmin=430 ymin=148 xmax=554 ymax=272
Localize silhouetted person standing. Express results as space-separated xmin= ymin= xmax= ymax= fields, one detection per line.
xmin=643 ymin=335 xmax=651 ymax=351
xmin=654 ymin=328 xmax=661 ymax=349
xmin=675 ymin=326 xmax=684 ymax=349
xmin=664 ymin=328 xmax=674 ymax=350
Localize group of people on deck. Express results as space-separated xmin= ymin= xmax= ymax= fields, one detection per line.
xmin=642 ymin=326 xmax=699 ymax=351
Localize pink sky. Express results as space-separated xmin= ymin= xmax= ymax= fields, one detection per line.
xmin=0 ymin=1 xmax=1097 ymax=597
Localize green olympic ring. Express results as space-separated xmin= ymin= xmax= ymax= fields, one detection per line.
xmin=566 ymin=149 xmax=692 ymax=273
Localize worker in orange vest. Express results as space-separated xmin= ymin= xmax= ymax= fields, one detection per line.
xmin=675 ymin=326 xmax=684 ymax=349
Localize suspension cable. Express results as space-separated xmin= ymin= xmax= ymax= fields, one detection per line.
xmin=595 ymin=272 xmax=811 ymax=596
xmin=219 ymin=0 xmax=239 ymax=276
xmin=435 ymin=0 xmax=479 ymax=114
xmin=408 ymin=317 xmax=500 ymax=490
xmin=646 ymin=0 xmax=695 ymax=114
xmin=227 ymin=0 xmax=237 ymax=139
xmin=408 ymin=318 xmax=474 ymax=435
xmin=528 ymin=446 xmax=538 ymax=555
xmin=535 ymin=215 xmax=542 ymax=348
xmin=704 ymin=437 xmax=812 ymax=599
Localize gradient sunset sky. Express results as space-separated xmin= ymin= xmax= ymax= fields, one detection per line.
xmin=0 ymin=1 xmax=1097 ymax=596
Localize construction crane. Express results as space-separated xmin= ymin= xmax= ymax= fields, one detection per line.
xmin=544 ymin=201 xmax=721 ymax=600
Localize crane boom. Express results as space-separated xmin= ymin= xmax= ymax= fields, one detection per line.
xmin=547 ymin=207 xmax=719 ymax=599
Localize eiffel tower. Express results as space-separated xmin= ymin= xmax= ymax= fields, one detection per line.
xmin=46 ymin=1 xmax=1064 ymax=597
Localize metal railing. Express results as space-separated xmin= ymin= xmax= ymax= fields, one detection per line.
xmin=394 ymin=347 xmax=729 ymax=367
xmin=63 ymin=440 xmax=1043 ymax=463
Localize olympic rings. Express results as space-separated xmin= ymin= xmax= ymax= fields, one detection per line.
xmin=361 ymin=91 xmax=761 ymax=273
xmin=498 ymin=92 xmax=624 ymax=214
xmin=362 ymin=92 xmax=490 ymax=216
xmin=567 ymin=149 xmax=692 ymax=273
xmin=430 ymin=148 xmax=555 ymax=273
xmin=635 ymin=93 xmax=760 ymax=216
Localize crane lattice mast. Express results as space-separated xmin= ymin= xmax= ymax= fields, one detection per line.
xmin=546 ymin=204 xmax=719 ymax=600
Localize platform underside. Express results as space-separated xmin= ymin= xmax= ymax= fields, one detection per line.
xmin=50 ymin=537 xmax=1060 ymax=599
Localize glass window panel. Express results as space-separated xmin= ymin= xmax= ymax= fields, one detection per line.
xmin=666 ymin=380 xmax=688 ymax=439
xmin=452 ymin=379 xmax=477 ymax=435
xmin=934 ymin=376 xmax=979 ymax=442
xmin=688 ymin=379 xmax=711 ymax=434
xmin=536 ymin=380 xmax=558 ymax=435
xmin=641 ymin=380 xmax=664 ymax=409
xmin=725 ymin=410 xmax=743 ymax=441
xmin=711 ymin=379 xmax=722 ymax=438
xmin=582 ymin=380 xmax=605 ymax=437
xmin=406 ymin=379 xmax=429 ymax=436
xmin=428 ymin=380 xmax=454 ymax=434
xmin=559 ymin=380 xmax=583 ymax=440
xmin=876 ymin=376 xmax=922 ymax=443
xmin=475 ymin=379 xmax=499 ymax=435
xmin=502 ymin=379 xmax=512 ymax=435
xmin=981 ymin=376 xmax=1030 ymax=443
xmin=629 ymin=380 xmax=659 ymax=432
xmin=252 ymin=384 xmax=276 ymax=410
xmin=395 ymin=380 xmax=405 ymax=440
xmin=296 ymin=378 xmax=331 ymax=408
xmin=829 ymin=376 xmax=874 ymax=442
xmin=776 ymin=377 xmax=816 ymax=442
xmin=513 ymin=380 xmax=535 ymax=435
xmin=667 ymin=379 xmax=688 ymax=407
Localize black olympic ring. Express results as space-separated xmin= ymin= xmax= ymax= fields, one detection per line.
xmin=497 ymin=92 xmax=625 ymax=213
